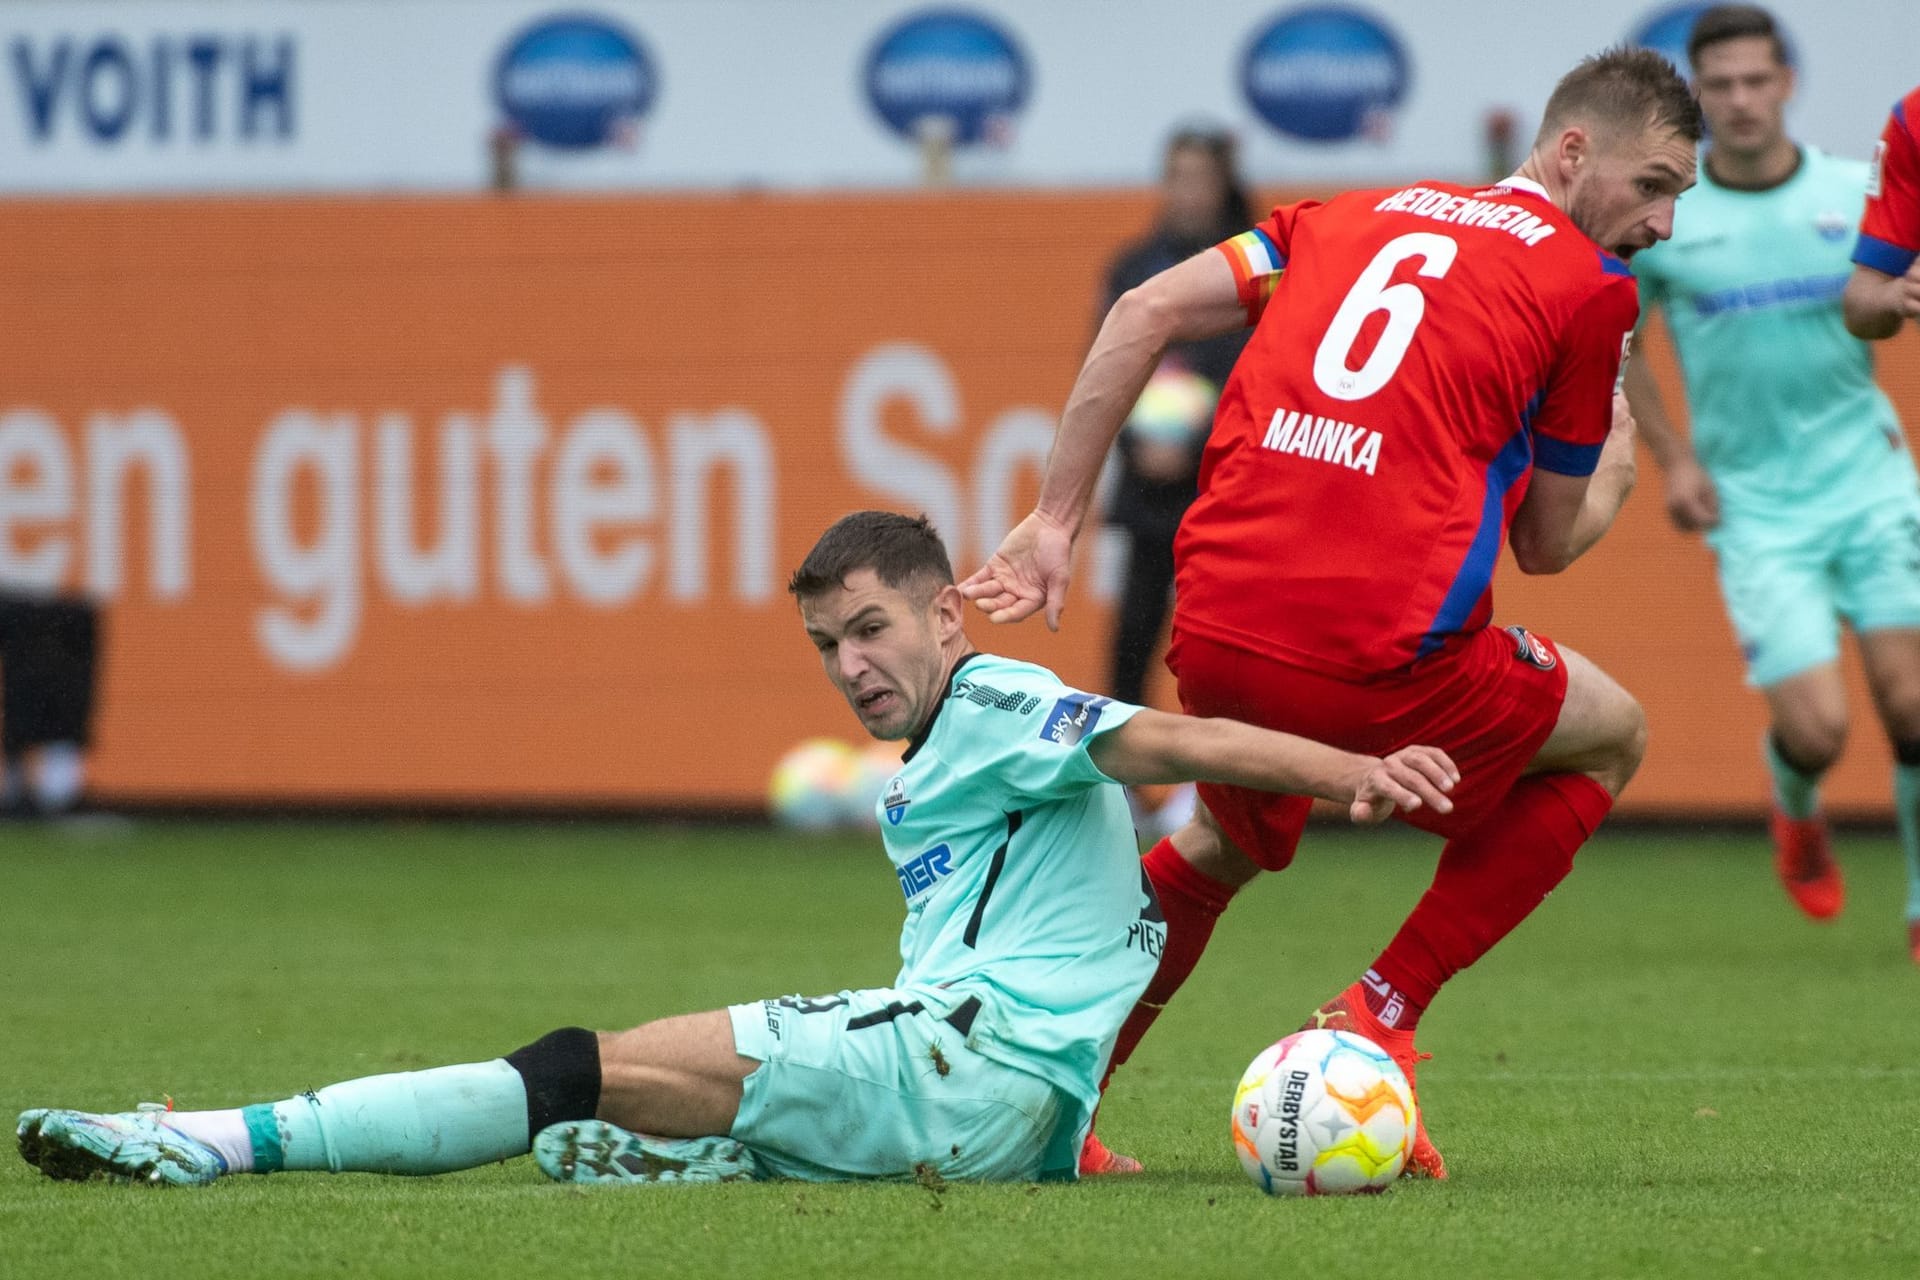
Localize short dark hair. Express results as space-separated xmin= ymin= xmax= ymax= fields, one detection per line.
xmin=1686 ymin=4 xmax=1788 ymax=70
xmin=787 ymin=510 xmax=955 ymax=603
xmin=1534 ymin=45 xmax=1705 ymax=148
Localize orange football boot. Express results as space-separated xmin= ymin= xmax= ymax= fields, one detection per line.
xmin=1770 ymin=809 xmax=1844 ymax=920
xmin=1907 ymin=918 xmax=1919 ymax=965
xmin=1302 ymin=983 xmax=1446 ymax=1180
xmin=1078 ymin=1131 xmax=1144 ymax=1177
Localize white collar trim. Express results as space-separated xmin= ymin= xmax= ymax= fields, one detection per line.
xmin=1496 ymin=175 xmax=1550 ymax=200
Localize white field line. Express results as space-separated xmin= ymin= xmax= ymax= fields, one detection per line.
xmin=1449 ymin=1064 xmax=1920 ymax=1085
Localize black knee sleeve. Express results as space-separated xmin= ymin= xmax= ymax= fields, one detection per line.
xmin=505 ymin=1027 xmax=602 ymax=1141
xmin=1896 ymin=739 xmax=1920 ymax=768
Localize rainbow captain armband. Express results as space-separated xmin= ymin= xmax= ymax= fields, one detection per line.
xmin=1217 ymin=227 xmax=1286 ymax=324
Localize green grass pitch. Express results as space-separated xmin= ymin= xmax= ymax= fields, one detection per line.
xmin=3 ymin=820 xmax=1916 ymax=1279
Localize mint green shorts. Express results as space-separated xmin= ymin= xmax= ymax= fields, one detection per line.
xmin=1709 ymin=495 xmax=1920 ymax=688
xmin=726 ymin=985 xmax=1070 ymax=1182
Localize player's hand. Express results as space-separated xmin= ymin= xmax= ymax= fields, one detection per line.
xmin=1598 ymin=392 xmax=1640 ymax=487
xmin=958 ymin=511 xmax=1076 ymax=629
xmin=1900 ymin=259 xmax=1920 ymax=322
xmin=1347 ymin=745 xmax=1459 ymax=825
xmin=1662 ymin=457 xmax=1720 ymax=533
xmin=1605 ymin=391 xmax=1639 ymax=451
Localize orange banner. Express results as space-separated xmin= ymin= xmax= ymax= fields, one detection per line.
xmin=2 ymin=192 xmax=1917 ymax=815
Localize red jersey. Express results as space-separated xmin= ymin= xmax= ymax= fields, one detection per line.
xmin=1855 ymin=87 xmax=1920 ymax=278
xmin=1175 ymin=178 xmax=1638 ymax=679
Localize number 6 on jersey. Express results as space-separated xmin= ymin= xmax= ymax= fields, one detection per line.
xmin=1313 ymin=233 xmax=1459 ymax=401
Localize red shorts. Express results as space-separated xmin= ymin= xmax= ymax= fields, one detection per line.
xmin=1166 ymin=623 xmax=1570 ymax=870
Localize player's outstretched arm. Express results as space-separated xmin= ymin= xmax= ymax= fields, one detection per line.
xmin=1842 ymin=262 xmax=1920 ymax=340
xmin=1088 ymin=707 xmax=1458 ymax=825
xmin=960 ymin=250 xmax=1246 ymax=628
xmin=1509 ymin=394 xmax=1638 ymax=574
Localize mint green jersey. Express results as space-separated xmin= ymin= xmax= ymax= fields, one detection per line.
xmin=1632 ymin=147 xmax=1915 ymax=523
xmin=875 ymin=653 xmax=1163 ymax=1124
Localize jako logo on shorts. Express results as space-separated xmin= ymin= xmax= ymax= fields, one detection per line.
xmin=863 ymin=9 xmax=1030 ymax=146
xmin=1627 ymin=2 xmax=1796 ymax=74
xmin=494 ymin=14 xmax=656 ymax=149
xmin=1241 ymin=5 xmax=1410 ymax=144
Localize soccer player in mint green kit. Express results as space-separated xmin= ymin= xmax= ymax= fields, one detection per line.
xmin=17 ymin=511 xmax=1457 ymax=1188
xmin=1624 ymin=5 xmax=1920 ymax=957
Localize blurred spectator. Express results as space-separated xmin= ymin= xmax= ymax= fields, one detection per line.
xmin=0 ymin=594 xmax=99 ymax=816
xmin=1098 ymin=125 xmax=1253 ymax=834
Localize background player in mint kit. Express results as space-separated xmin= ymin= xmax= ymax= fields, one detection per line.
xmin=17 ymin=511 xmax=1457 ymax=1189
xmin=1624 ymin=6 xmax=1920 ymax=955
xmin=965 ymin=48 xmax=1700 ymax=1180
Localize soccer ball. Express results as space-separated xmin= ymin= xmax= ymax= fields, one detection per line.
xmin=1124 ymin=367 xmax=1217 ymax=445
xmin=767 ymin=738 xmax=860 ymax=830
xmin=1231 ymin=1028 xmax=1417 ymax=1196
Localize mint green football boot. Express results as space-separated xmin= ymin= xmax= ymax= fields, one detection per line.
xmin=533 ymin=1120 xmax=759 ymax=1186
xmin=17 ymin=1106 xmax=226 ymax=1186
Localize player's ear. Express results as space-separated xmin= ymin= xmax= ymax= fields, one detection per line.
xmin=1557 ymin=125 xmax=1589 ymax=177
xmin=930 ymin=583 xmax=966 ymax=641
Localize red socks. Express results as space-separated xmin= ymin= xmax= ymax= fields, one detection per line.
xmin=1102 ymin=837 xmax=1239 ymax=1086
xmin=1367 ymin=773 xmax=1615 ymax=1028
xmin=1103 ymin=773 xmax=1611 ymax=1082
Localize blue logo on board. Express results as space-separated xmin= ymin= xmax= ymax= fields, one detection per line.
xmin=863 ymin=9 xmax=1030 ymax=146
xmin=10 ymin=33 xmax=296 ymax=143
xmin=1627 ymin=3 xmax=1795 ymax=73
xmin=494 ymin=14 xmax=656 ymax=149
xmin=1241 ymin=6 xmax=1410 ymax=144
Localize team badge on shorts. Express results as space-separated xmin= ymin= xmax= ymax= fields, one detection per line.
xmin=1505 ymin=625 xmax=1557 ymax=671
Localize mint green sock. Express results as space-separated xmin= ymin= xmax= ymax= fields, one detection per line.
xmin=241 ymin=1059 xmax=528 ymax=1175
xmin=1896 ymin=765 xmax=1920 ymax=921
xmin=1765 ymin=733 xmax=1821 ymax=821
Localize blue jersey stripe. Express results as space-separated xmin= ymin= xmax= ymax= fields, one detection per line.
xmin=1416 ymin=426 xmax=1535 ymax=659
xmin=1597 ymin=249 xmax=1634 ymax=277
xmin=1853 ymin=232 xmax=1919 ymax=277
xmin=1533 ymin=434 xmax=1604 ymax=476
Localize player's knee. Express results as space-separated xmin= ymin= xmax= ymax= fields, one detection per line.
xmin=1775 ymin=717 xmax=1846 ymax=774
xmin=1878 ymin=689 xmax=1920 ymax=746
xmin=1601 ymin=694 xmax=1649 ymax=792
xmin=1619 ymin=696 xmax=1649 ymax=773
xmin=1171 ymin=804 xmax=1261 ymax=888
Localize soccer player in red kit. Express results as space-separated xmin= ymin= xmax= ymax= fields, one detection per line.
xmin=1844 ymin=85 xmax=1920 ymax=339
xmin=963 ymin=47 xmax=1703 ymax=1179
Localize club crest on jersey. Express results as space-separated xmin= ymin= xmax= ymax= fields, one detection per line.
xmin=1505 ymin=625 xmax=1557 ymax=671
xmin=883 ymin=776 xmax=909 ymax=825
xmin=1814 ymin=211 xmax=1851 ymax=242
xmin=1041 ymin=693 xmax=1107 ymax=746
